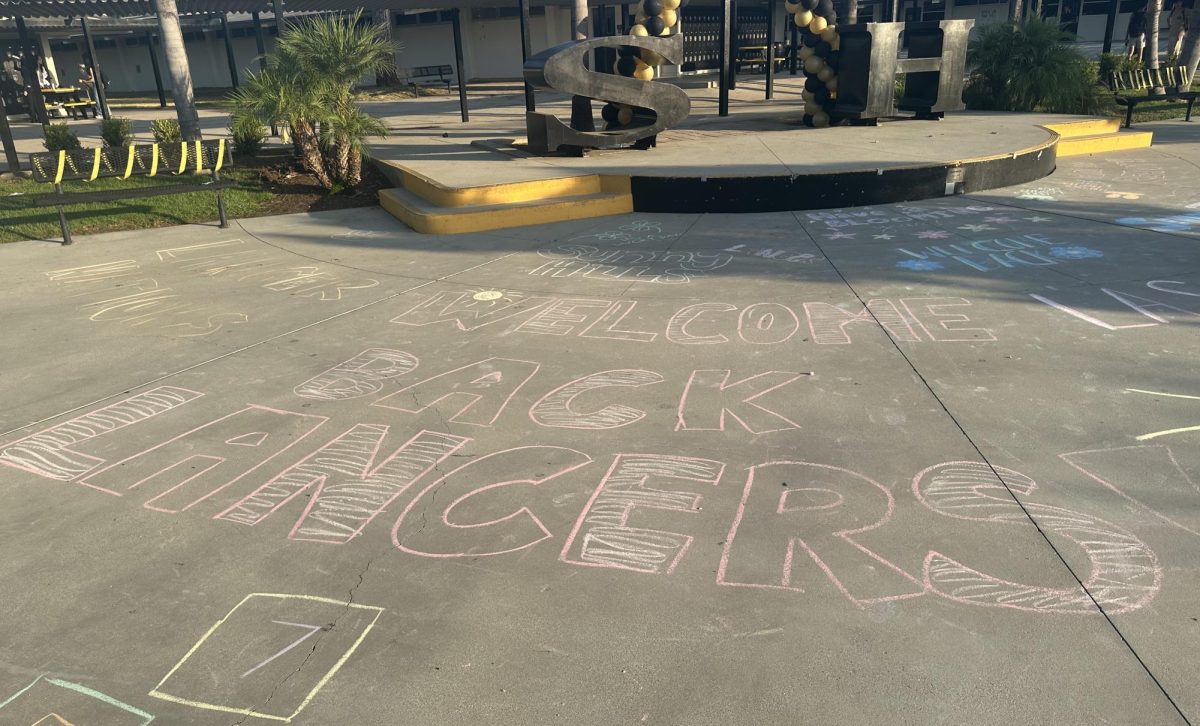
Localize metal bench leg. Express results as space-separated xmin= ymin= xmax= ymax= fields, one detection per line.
xmin=1187 ymin=98 xmax=1195 ymax=122
xmin=54 ymin=183 xmax=72 ymax=245
xmin=1124 ymin=104 xmax=1134 ymax=128
xmin=214 ymin=170 xmax=229 ymax=228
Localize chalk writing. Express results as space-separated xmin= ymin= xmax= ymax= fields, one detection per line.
xmin=1115 ymin=212 xmax=1200 ymax=235
xmin=393 ymin=446 xmax=593 ymax=557
xmin=149 ymin=593 xmax=382 ymax=722
xmin=896 ymin=234 xmax=1103 ymax=273
xmin=1124 ymin=388 xmax=1200 ymax=441
xmin=560 ymin=454 xmax=724 ymax=574
xmin=529 ymin=370 xmax=663 ymax=429
xmin=804 ymin=204 xmax=996 ymax=229
xmin=913 ymin=461 xmax=1160 ymax=613
xmin=216 ymin=427 xmax=467 ymax=544
xmin=722 ymin=244 xmax=817 ymax=263
xmin=0 ymin=386 xmax=203 ymax=481
xmin=66 ymin=277 xmax=249 ymax=337
xmin=45 ymin=260 xmax=141 ymax=284
xmin=676 ymin=370 xmax=805 ymax=434
xmin=1031 ymin=278 xmax=1200 ymax=330
xmin=568 ymin=220 xmax=681 ymax=246
xmin=0 ymin=676 xmax=154 ymax=725
xmin=717 ymin=462 xmax=924 ymax=606
xmin=294 ymin=349 xmax=419 ymax=401
xmin=531 ymin=245 xmax=732 ymax=284
xmin=372 ymin=358 xmax=540 ymax=426
xmin=1061 ymin=445 xmax=1200 ymax=539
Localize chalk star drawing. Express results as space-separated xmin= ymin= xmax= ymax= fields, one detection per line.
xmin=1126 ymin=389 xmax=1200 ymax=441
xmin=828 ymin=231 xmax=857 ymax=239
xmin=1025 ymin=216 xmax=1052 ymax=222
xmin=873 ymin=233 xmax=895 ymax=240
xmin=1049 ymin=245 xmax=1104 ymax=260
xmin=958 ymin=224 xmax=996 ymax=232
xmin=916 ymin=230 xmax=951 ymax=240
xmin=895 ymin=259 xmax=945 ymax=271
xmin=983 ymin=216 xmax=1016 ymax=223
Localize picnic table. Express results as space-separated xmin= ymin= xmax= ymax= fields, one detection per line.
xmin=41 ymin=86 xmax=96 ymax=120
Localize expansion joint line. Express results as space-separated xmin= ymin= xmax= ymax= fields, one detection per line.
xmin=794 ymin=213 xmax=1191 ymax=725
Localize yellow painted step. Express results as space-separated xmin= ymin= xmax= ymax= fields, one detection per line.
xmin=380 ymin=185 xmax=634 ymax=235
xmin=399 ymin=166 xmax=605 ymax=208
xmin=1057 ymin=130 xmax=1153 ymax=157
xmin=1043 ymin=118 xmax=1121 ymax=138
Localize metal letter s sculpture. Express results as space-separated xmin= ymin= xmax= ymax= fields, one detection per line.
xmin=523 ymin=32 xmax=690 ymax=153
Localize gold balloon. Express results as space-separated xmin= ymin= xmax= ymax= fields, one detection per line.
xmin=817 ymin=66 xmax=834 ymax=82
xmin=803 ymin=55 xmax=824 ymax=73
xmin=825 ymin=77 xmax=838 ymax=92
xmin=660 ymin=9 xmax=677 ymax=27
xmin=809 ymin=15 xmax=827 ymax=33
xmin=831 ymin=36 xmax=841 ymax=51
xmin=662 ymin=0 xmax=681 ymax=8
xmin=793 ymin=9 xmax=813 ymax=26
xmin=634 ymin=62 xmax=654 ymax=80
xmin=812 ymin=111 xmax=830 ymax=128
xmin=801 ymin=89 xmax=815 ymax=103
xmin=798 ymin=45 xmax=815 ymax=60
xmin=630 ymin=23 xmax=649 ymax=36
xmin=820 ymin=26 xmax=838 ymax=42
xmin=641 ymin=48 xmax=666 ymax=65
xmin=617 ymin=106 xmax=634 ymax=125
xmin=785 ymin=0 xmax=801 ymax=10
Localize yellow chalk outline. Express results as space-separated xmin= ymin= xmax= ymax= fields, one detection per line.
xmin=148 ymin=593 xmax=384 ymax=723
xmin=1126 ymin=388 xmax=1200 ymax=441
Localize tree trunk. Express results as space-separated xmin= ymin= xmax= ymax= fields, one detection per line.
xmin=1009 ymin=0 xmax=1025 ymax=23
xmin=374 ymin=10 xmax=401 ymax=85
xmin=570 ymin=0 xmax=595 ymax=132
xmin=153 ymin=0 xmax=202 ymax=140
xmin=845 ymin=0 xmax=858 ymax=25
xmin=1144 ymin=0 xmax=1163 ymax=91
xmin=348 ymin=149 xmax=363 ymax=187
xmin=1181 ymin=24 xmax=1200 ymax=88
xmin=292 ymin=121 xmax=333 ymax=188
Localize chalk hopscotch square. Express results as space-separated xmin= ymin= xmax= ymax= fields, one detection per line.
xmin=0 ymin=676 xmax=154 ymax=725
xmin=148 ymin=593 xmax=383 ymax=723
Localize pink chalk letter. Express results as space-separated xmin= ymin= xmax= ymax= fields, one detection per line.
xmin=79 ymin=405 xmax=326 ymax=513
xmin=804 ymin=299 xmax=921 ymax=344
xmin=717 ymin=462 xmax=923 ymax=606
xmin=0 ymin=386 xmax=202 ymax=481
xmin=901 ymin=297 xmax=996 ymax=342
xmin=560 ymin=454 xmax=724 ymax=574
xmin=914 ymin=461 xmax=1161 ymax=614
xmin=529 ymin=369 xmax=663 ymax=429
xmin=216 ymin=426 xmax=468 ymax=544
xmin=294 ymin=349 xmax=418 ymax=401
xmin=373 ymin=358 xmax=540 ymax=426
xmin=391 ymin=290 xmax=552 ymax=331
xmin=393 ymin=445 xmax=593 ymax=557
xmin=1061 ymin=445 xmax=1200 ymax=539
xmin=675 ymin=370 xmax=804 ymax=434
xmin=737 ymin=303 xmax=801 ymax=345
xmin=665 ymin=303 xmax=737 ymax=345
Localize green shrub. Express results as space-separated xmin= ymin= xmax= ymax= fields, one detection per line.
xmin=1099 ymin=52 xmax=1143 ymax=86
xmin=964 ymin=18 xmax=1105 ymax=114
xmin=43 ymin=123 xmax=82 ymax=152
xmin=150 ymin=118 xmax=182 ymax=144
xmin=229 ymin=113 xmax=267 ymax=157
xmin=99 ymin=117 xmax=134 ymax=147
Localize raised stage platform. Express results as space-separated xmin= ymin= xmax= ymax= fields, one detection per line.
xmin=366 ymin=84 xmax=1150 ymax=234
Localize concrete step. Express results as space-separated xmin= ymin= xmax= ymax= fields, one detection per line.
xmin=1056 ymin=130 xmax=1154 ymax=157
xmin=1043 ymin=118 xmax=1122 ymax=138
xmin=397 ymin=166 xmax=606 ymax=208
xmin=379 ymin=183 xmax=634 ymax=235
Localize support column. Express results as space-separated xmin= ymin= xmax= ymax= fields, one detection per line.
xmin=273 ymin=0 xmax=287 ymax=36
xmin=78 ymin=16 xmax=111 ymax=120
xmin=221 ymin=14 xmax=239 ymax=89
xmin=14 ymin=17 xmax=49 ymax=125
xmin=719 ymin=0 xmax=731 ymax=115
xmin=252 ymin=11 xmax=268 ymax=65
xmin=1102 ymin=0 xmax=1119 ymax=53
xmin=38 ymin=34 xmax=58 ymax=85
xmin=765 ymin=0 xmax=776 ymax=99
xmin=789 ymin=20 xmax=798 ymax=74
xmin=518 ymin=0 xmax=536 ymax=112
xmin=0 ymin=103 xmax=19 ymax=171
xmin=452 ymin=8 xmax=469 ymax=122
xmin=153 ymin=0 xmax=202 ymax=139
xmin=145 ymin=31 xmax=167 ymax=107
xmin=728 ymin=0 xmax=738 ymax=90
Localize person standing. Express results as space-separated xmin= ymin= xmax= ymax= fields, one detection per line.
xmin=1127 ymin=2 xmax=1148 ymax=60
xmin=1167 ymin=0 xmax=1190 ymax=58
xmin=78 ymin=61 xmax=97 ymax=111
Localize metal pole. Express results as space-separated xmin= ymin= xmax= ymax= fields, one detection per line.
xmin=79 ymin=16 xmax=111 ymax=120
xmin=145 ymin=31 xmax=167 ymax=108
xmin=0 ymin=105 xmax=19 ymax=171
xmin=14 ymin=17 xmax=49 ymax=125
xmin=728 ymin=0 xmax=738 ymax=90
xmin=272 ymin=0 xmax=288 ymax=36
xmin=452 ymin=8 xmax=469 ymax=122
xmin=765 ymin=0 xmax=776 ymax=99
xmin=518 ymin=0 xmax=536 ymax=112
xmin=719 ymin=0 xmax=731 ymax=115
xmin=221 ymin=14 xmax=239 ymax=89
xmin=1102 ymin=0 xmax=1118 ymax=53
xmin=55 ymin=183 xmax=72 ymax=245
xmin=789 ymin=21 xmax=798 ymax=74
xmin=252 ymin=11 xmax=268 ymax=64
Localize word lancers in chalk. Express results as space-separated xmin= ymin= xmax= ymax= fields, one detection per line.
xmin=391 ymin=289 xmax=997 ymax=345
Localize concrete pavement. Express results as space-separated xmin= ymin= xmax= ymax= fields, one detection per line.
xmin=0 ymin=119 xmax=1198 ymax=724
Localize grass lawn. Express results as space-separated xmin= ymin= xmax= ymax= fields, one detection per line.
xmin=0 ymin=159 xmax=386 ymax=244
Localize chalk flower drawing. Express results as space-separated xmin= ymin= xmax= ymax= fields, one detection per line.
xmin=982 ymin=216 xmax=1016 ymax=223
xmin=895 ymin=259 xmax=945 ymax=271
xmin=827 ymin=231 xmax=857 ymax=239
xmin=957 ymin=224 xmax=996 ymax=232
xmin=915 ymin=230 xmax=951 ymax=240
xmin=1049 ymin=246 xmax=1104 ymax=260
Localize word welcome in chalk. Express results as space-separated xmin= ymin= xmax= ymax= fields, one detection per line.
xmin=392 ymin=289 xmax=996 ymax=345
xmin=0 ymin=368 xmax=1165 ymax=616
xmin=895 ymin=233 xmax=1102 ymax=273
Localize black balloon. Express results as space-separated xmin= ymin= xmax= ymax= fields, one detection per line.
xmin=615 ymin=56 xmax=639 ymax=76
xmin=645 ymin=16 xmax=666 ymax=35
xmin=814 ymin=40 xmax=831 ymax=57
xmin=802 ymin=31 xmax=820 ymax=46
xmin=799 ymin=0 xmax=819 ymax=9
xmin=601 ymin=103 xmax=620 ymax=123
xmin=814 ymin=86 xmax=831 ymax=104
xmin=816 ymin=0 xmax=833 ymax=15
xmin=822 ymin=99 xmax=836 ymax=113
xmin=618 ymin=45 xmax=638 ymax=57
xmin=825 ymin=11 xmax=838 ymax=24
xmin=826 ymin=50 xmax=840 ymax=72
xmin=804 ymin=75 xmax=823 ymax=92
xmin=802 ymin=113 xmax=815 ymax=127
xmin=643 ymin=0 xmax=664 ymax=14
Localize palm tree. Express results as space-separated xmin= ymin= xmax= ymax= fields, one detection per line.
xmin=373 ymin=10 xmax=401 ymax=85
xmin=1182 ymin=25 xmax=1200 ymax=86
xmin=153 ymin=0 xmax=201 ymax=140
xmin=1144 ymin=0 xmax=1163 ymax=92
xmin=229 ymin=11 xmax=393 ymax=189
